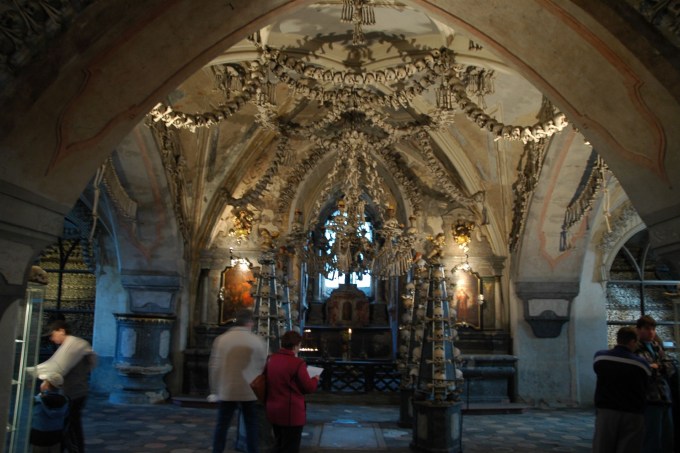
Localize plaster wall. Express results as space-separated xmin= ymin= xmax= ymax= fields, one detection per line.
xmin=513 ymin=316 xmax=574 ymax=405
xmin=167 ymin=281 xmax=191 ymax=395
xmin=91 ymin=260 xmax=128 ymax=395
xmin=570 ymin=249 xmax=608 ymax=407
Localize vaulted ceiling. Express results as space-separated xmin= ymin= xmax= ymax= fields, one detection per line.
xmin=135 ymin=1 xmax=588 ymax=258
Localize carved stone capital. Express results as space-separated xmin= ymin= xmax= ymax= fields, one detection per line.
xmin=490 ymin=255 xmax=507 ymax=276
xmin=515 ymin=281 xmax=579 ymax=338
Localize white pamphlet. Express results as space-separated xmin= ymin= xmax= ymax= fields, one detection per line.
xmin=307 ymin=365 xmax=324 ymax=378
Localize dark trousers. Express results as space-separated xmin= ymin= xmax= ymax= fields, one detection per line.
xmin=642 ymin=404 xmax=674 ymax=453
xmin=271 ymin=424 xmax=303 ymax=453
xmin=33 ymin=444 xmax=61 ymax=453
xmin=63 ymin=396 xmax=87 ymax=453
xmin=592 ymin=408 xmax=645 ymax=453
xmin=213 ymin=401 xmax=259 ymax=453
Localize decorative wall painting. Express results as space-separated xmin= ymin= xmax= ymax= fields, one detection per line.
xmin=219 ymin=263 xmax=255 ymax=324
xmin=451 ymin=269 xmax=482 ymax=329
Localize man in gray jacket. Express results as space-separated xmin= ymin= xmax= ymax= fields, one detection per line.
xmin=209 ymin=309 xmax=267 ymax=453
xmin=34 ymin=320 xmax=96 ymax=453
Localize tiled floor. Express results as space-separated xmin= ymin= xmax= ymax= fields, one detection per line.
xmin=83 ymin=395 xmax=595 ymax=452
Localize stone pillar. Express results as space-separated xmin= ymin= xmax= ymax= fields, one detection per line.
xmin=110 ymin=313 xmax=176 ymax=404
xmin=0 ymin=274 xmax=25 ymax=450
xmin=0 ymin=182 xmax=71 ymax=448
xmin=490 ymin=256 xmax=506 ymax=330
xmin=199 ymin=268 xmax=210 ymax=325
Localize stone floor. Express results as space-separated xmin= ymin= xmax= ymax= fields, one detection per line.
xmin=83 ymin=395 xmax=595 ymax=452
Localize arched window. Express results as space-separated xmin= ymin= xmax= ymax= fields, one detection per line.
xmin=606 ymin=229 xmax=680 ymax=349
xmin=320 ymin=209 xmax=373 ymax=299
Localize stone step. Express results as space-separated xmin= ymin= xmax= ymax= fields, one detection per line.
xmin=172 ymin=395 xmax=528 ymax=416
xmin=462 ymin=401 xmax=529 ymax=414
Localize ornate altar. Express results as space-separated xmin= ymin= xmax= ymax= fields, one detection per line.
xmin=302 ymin=283 xmax=393 ymax=368
xmin=325 ymin=284 xmax=370 ymax=327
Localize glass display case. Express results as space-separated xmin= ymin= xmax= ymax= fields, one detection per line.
xmin=6 ymin=282 xmax=45 ymax=453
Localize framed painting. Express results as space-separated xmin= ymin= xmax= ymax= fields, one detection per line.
xmin=218 ymin=261 xmax=255 ymax=325
xmin=451 ymin=269 xmax=482 ymax=329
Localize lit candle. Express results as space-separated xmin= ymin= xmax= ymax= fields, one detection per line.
xmin=348 ymin=328 xmax=352 ymax=340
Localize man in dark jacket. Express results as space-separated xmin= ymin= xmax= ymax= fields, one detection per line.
xmin=635 ymin=315 xmax=675 ymax=452
xmin=593 ymin=326 xmax=651 ymax=453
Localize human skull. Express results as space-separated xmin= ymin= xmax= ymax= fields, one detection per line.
xmin=433 ymin=306 xmax=444 ymax=320
xmin=29 ymin=266 xmax=48 ymax=285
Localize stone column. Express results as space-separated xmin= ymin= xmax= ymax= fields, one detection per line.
xmin=490 ymin=256 xmax=506 ymax=330
xmin=0 ymin=274 xmax=26 ymax=450
xmin=0 ymin=182 xmax=71 ymax=448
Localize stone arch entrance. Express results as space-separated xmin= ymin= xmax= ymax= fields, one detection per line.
xmin=1 ymin=1 xmax=678 ymax=284
xmin=2 ymin=0 xmax=680 ymax=445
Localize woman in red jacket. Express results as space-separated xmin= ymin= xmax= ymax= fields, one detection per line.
xmin=265 ymin=331 xmax=319 ymax=453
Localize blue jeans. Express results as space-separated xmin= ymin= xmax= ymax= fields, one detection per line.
xmin=212 ymin=401 xmax=259 ymax=453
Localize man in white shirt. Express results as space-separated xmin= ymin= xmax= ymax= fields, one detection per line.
xmin=34 ymin=320 xmax=96 ymax=453
xmin=209 ymin=309 xmax=267 ymax=453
